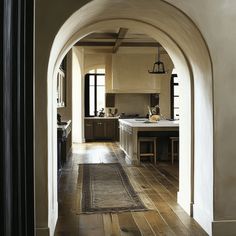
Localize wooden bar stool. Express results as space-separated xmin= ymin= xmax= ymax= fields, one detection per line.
xmin=170 ymin=137 xmax=179 ymax=165
xmin=138 ymin=137 xmax=157 ymax=165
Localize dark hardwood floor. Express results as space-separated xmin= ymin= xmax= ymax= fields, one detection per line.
xmin=55 ymin=142 xmax=207 ymax=236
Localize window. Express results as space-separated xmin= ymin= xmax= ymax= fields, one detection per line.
xmin=85 ymin=69 xmax=105 ymax=116
xmin=171 ymin=73 xmax=180 ymax=119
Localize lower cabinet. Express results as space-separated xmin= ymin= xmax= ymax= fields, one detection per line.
xmin=61 ymin=131 xmax=72 ymax=164
xmin=119 ymin=122 xmax=133 ymax=158
xmin=84 ymin=120 xmax=94 ymax=140
xmin=105 ymin=119 xmax=116 ymax=139
xmin=85 ymin=118 xmax=118 ymax=141
xmin=94 ymin=120 xmax=106 ymax=139
xmin=57 ymin=120 xmax=72 ymax=170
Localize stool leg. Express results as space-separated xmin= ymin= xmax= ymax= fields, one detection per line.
xmin=137 ymin=140 xmax=140 ymax=165
xmin=154 ymin=140 xmax=156 ymax=165
xmin=171 ymin=139 xmax=174 ymax=165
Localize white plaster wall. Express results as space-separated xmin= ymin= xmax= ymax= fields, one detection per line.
xmin=84 ymin=53 xmax=106 ymax=73
xmin=165 ymin=1 xmax=236 ymax=227
xmin=72 ymin=47 xmax=84 ymax=143
xmin=35 ymin=0 xmax=219 ymax=235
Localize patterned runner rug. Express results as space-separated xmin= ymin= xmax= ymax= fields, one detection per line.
xmin=78 ymin=163 xmax=147 ymax=213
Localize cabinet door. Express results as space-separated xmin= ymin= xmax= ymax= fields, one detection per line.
xmin=94 ymin=120 xmax=105 ymax=139
xmin=85 ymin=120 xmax=94 ymax=140
xmin=105 ymin=120 xmax=115 ymax=139
xmin=105 ymin=93 xmax=115 ymax=107
xmin=115 ymin=119 xmax=119 ymax=141
xmin=150 ymin=93 xmax=160 ymax=107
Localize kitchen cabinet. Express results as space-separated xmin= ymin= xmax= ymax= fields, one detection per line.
xmin=84 ymin=120 xmax=94 ymax=140
xmin=94 ymin=120 xmax=106 ymax=139
xmin=119 ymin=122 xmax=133 ymax=161
xmin=84 ymin=118 xmax=118 ymax=141
xmin=57 ymin=120 xmax=72 ymax=168
xmin=150 ymin=93 xmax=160 ymax=107
xmin=105 ymin=93 xmax=115 ymax=107
xmin=105 ymin=119 xmax=117 ymax=139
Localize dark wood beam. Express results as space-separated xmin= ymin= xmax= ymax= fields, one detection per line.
xmin=82 ymin=32 xmax=118 ymax=40
xmin=123 ymin=42 xmax=161 ymax=47
xmin=75 ymin=41 xmax=115 ymax=47
xmin=113 ymin=28 xmax=128 ymax=53
xmin=75 ymin=41 xmax=162 ymax=48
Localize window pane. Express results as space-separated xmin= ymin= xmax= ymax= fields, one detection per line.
xmin=97 ymin=86 xmax=105 ymax=112
xmin=96 ymin=68 xmax=105 ymax=74
xmin=174 ymin=96 xmax=180 ymax=108
xmin=90 ymin=75 xmax=95 ymax=85
xmin=173 ymin=77 xmax=179 ymax=83
xmin=97 ymin=75 xmax=105 ymax=86
xmin=174 ymin=85 xmax=180 ymax=96
xmin=89 ymin=85 xmax=95 ymax=116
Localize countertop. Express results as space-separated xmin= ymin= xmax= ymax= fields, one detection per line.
xmin=84 ymin=116 xmax=119 ymax=119
xmin=119 ymin=118 xmax=179 ymax=128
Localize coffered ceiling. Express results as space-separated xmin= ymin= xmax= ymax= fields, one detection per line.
xmin=75 ymin=27 xmax=165 ymax=53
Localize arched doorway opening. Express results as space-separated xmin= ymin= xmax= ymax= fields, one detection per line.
xmin=42 ymin=1 xmax=213 ymax=234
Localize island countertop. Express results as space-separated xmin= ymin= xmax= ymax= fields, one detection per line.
xmin=84 ymin=116 xmax=119 ymax=119
xmin=119 ymin=118 xmax=179 ymax=165
xmin=118 ymin=118 xmax=179 ymax=128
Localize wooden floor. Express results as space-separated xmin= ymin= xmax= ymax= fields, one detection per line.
xmin=55 ymin=142 xmax=207 ymax=236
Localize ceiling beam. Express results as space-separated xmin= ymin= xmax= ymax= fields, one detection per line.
xmin=75 ymin=42 xmax=115 ymax=47
xmin=82 ymin=32 xmax=118 ymax=40
xmin=113 ymin=28 xmax=128 ymax=53
xmin=123 ymin=42 xmax=161 ymax=47
xmin=75 ymin=41 xmax=162 ymax=48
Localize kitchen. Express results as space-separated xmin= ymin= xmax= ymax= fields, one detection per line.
xmin=53 ymin=24 xmax=210 ymax=234
xmin=55 ymin=29 xmax=185 ymax=235
xmin=57 ymin=29 xmax=180 ymax=168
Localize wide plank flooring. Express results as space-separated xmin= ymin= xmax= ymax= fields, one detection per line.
xmin=55 ymin=142 xmax=207 ymax=236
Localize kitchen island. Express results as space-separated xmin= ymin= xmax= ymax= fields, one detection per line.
xmin=119 ymin=119 xmax=179 ymax=164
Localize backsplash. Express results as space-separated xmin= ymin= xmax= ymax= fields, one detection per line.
xmin=108 ymin=93 xmax=150 ymax=117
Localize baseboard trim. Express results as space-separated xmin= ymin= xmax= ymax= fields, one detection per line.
xmin=212 ymin=220 xmax=236 ymax=236
xmin=36 ymin=227 xmax=50 ymax=236
xmin=36 ymin=202 xmax=58 ymax=236
xmin=193 ymin=203 xmax=212 ymax=235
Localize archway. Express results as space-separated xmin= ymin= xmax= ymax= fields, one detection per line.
xmin=44 ymin=0 xmax=213 ymax=234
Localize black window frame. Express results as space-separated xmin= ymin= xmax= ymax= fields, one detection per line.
xmin=170 ymin=73 xmax=180 ymax=119
xmin=85 ymin=73 xmax=105 ymax=117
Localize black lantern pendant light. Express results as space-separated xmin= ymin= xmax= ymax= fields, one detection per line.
xmin=148 ymin=45 xmax=166 ymax=74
